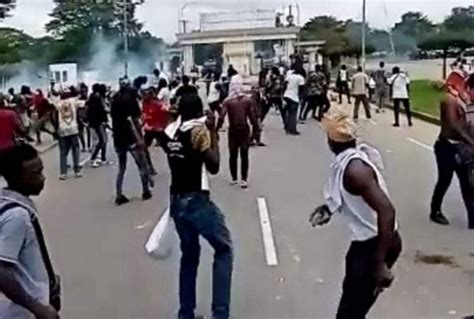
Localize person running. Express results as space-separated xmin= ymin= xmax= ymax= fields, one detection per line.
xmin=159 ymin=94 xmax=233 ymax=319
xmin=142 ymin=87 xmax=169 ymax=175
xmin=337 ymin=65 xmax=351 ymax=104
xmin=372 ymin=61 xmax=388 ymax=112
xmin=352 ymin=66 xmax=372 ymax=121
xmin=55 ymin=93 xmax=82 ymax=180
xmin=111 ymin=79 xmax=152 ymax=206
xmin=32 ymin=90 xmax=55 ymax=145
xmin=430 ymin=71 xmax=474 ymax=228
xmin=301 ymin=64 xmax=328 ymax=122
xmin=208 ymin=72 xmax=222 ymax=116
xmin=388 ymin=67 xmax=412 ymax=127
xmin=0 ymin=144 xmax=60 ymax=319
xmin=157 ymin=78 xmax=171 ymax=107
xmin=77 ymin=84 xmax=91 ymax=152
xmin=217 ymin=78 xmax=259 ymax=188
xmin=87 ymin=84 xmax=110 ymax=168
xmin=283 ymin=66 xmax=305 ymax=135
xmin=264 ymin=67 xmax=284 ymax=124
xmin=0 ymin=94 xmax=29 ymax=151
xmin=310 ymin=106 xmax=401 ymax=319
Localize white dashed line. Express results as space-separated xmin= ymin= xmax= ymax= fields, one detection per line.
xmin=407 ymin=138 xmax=433 ymax=151
xmin=257 ymin=197 xmax=279 ymax=267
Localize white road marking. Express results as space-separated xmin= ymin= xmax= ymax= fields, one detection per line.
xmin=257 ymin=197 xmax=279 ymax=266
xmin=79 ymin=155 xmax=92 ymax=167
xmin=407 ymin=138 xmax=433 ymax=151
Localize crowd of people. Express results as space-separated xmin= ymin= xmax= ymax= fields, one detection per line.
xmin=0 ymin=58 xmax=473 ymax=319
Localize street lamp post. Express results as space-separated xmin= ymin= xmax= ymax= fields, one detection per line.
xmin=361 ymin=0 xmax=367 ymax=71
xmin=123 ymin=0 xmax=129 ymax=78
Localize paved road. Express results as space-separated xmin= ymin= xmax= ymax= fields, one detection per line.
xmin=32 ymin=102 xmax=473 ymax=319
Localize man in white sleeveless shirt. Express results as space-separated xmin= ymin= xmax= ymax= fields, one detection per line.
xmin=309 ymin=106 xmax=402 ymax=319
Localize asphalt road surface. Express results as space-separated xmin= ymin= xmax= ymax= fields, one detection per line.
xmin=32 ymin=101 xmax=473 ymax=319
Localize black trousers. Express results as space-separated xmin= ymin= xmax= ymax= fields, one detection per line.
xmin=393 ymin=98 xmax=412 ymax=125
xmin=337 ymin=233 xmax=402 ymax=319
xmin=229 ymin=147 xmax=249 ymax=182
xmin=431 ymin=139 xmax=474 ymax=228
xmin=144 ymin=130 xmax=161 ymax=173
xmin=301 ymin=94 xmax=327 ymax=121
xmin=90 ymin=125 xmax=107 ymax=161
xmin=338 ymin=82 xmax=351 ymax=104
xmin=209 ymin=101 xmax=222 ymax=115
xmin=266 ymin=96 xmax=283 ymax=125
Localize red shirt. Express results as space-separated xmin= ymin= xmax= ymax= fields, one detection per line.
xmin=0 ymin=108 xmax=20 ymax=150
xmin=142 ymin=99 xmax=169 ymax=131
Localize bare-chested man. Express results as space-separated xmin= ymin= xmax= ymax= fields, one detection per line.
xmin=430 ymin=71 xmax=474 ymax=229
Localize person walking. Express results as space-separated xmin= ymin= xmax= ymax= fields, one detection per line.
xmin=217 ymin=78 xmax=259 ymax=188
xmin=264 ymin=67 xmax=284 ymax=124
xmin=32 ymin=90 xmax=55 ymax=145
xmin=159 ymin=94 xmax=233 ymax=319
xmin=337 ymin=65 xmax=351 ymax=104
xmin=430 ymin=71 xmax=474 ymax=228
xmin=0 ymin=144 xmax=60 ymax=319
xmin=77 ymin=85 xmax=91 ymax=152
xmin=87 ymin=84 xmax=110 ymax=168
xmin=300 ymin=65 xmax=328 ymax=122
xmin=111 ymin=79 xmax=152 ymax=206
xmin=352 ymin=66 xmax=372 ymax=120
xmin=55 ymin=94 xmax=82 ymax=180
xmin=372 ymin=61 xmax=388 ymax=112
xmin=283 ymin=67 xmax=305 ymax=135
xmin=0 ymin=94 xmax=29 ymax=151
xmin=208 ymin=72 xmax=222 ymax=116
xmin=310 ymin=106 xmax=402 ymax=319
xmin=388 ymin=67 xmax=412 ymax=127
xmin=175 ymin=76 xmax=198 ymax=101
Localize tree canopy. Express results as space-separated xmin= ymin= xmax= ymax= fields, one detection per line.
xmin=0 ymin=0 xmax=15 ymax=20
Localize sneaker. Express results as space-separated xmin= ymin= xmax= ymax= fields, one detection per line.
xmin=59 ymin=174 xmax=67 ymax=181
xmin=257 ymin=142 xmax=267 ymax=147
xmin=430 ymin=211 xmax=450 ymax=226
xmin=115 ymin=195 xmax=130 ymax=206
xmin=408 ymin=122 xmax=413 ymax=127
xmin=392 ymin=123 xmax=400 ymax=127
xmin=142 ymin=191 xmax=153 ymax=201
xmin=75 ymin=172 xmax=83 ymax=179
xmin=240 ymin=181 xmax=248 ymax=189
xmin=230 ymin=180 xmax=238 ymax=186
xmin=91 ymin=160 xmax=101 ymax=168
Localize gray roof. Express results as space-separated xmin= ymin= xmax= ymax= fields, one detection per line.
xmin=177 ymin=26 xmax=300 ymax=41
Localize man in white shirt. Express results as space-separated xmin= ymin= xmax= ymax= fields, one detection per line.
xmin=310 ymin=106 xmax=402 ymax=319
xmin=388 ymin=67 xmax=412 ymax=127
xmin=283 ymin=68 xmax=305 ymax=135
xmin=351 ymin=66 xmax=372 ymax=120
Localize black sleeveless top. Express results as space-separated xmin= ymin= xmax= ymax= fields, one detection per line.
xmin=160 ymin=129 xmax=206 ymax=194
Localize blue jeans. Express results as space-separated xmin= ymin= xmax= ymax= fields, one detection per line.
xmin=170 ymin=192 xmax=233 ymax=319
xmin=59 ymin=134 xmax=80 ymax=175
xmin=115 ymin=145 xmax=150 ymax=196
xmin=91 ymin=125 xmax=107 ymax=161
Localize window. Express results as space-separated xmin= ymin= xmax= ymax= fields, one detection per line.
xmin=62 ymin=71 xmax=68 ymax=83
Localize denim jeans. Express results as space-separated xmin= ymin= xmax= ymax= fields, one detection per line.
xmin=115 ymin=146 xmax=150 ymax=196
xmin=170 ymin=192 xmax=233 ymax=319
xmin=284 ymin=97 xmax=299 ymax=134
xmin=91 ymin=125 xmax=107 ymax=161
xmin=59 ymin=134 xmax=80 ymax=175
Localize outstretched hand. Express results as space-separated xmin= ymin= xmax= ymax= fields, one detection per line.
xmin=309 ymin=205 xmax=332 ymax=227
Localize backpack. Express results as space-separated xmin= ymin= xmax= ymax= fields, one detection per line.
xmin=0 ymin=202 xmax=61 ymax=311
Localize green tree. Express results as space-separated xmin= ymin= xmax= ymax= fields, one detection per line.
xmin=0 ymin=0 xmax=15 ymax=20
xmin=444 ymin=6 xmax=474 ymax=31
xmin=418 ymin=31 xmax=474 ymax=78
xmin=393 ymin=12 xmax=436 ymax=40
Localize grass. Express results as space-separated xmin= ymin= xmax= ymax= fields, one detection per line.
xmin=409 ymin=80 xmax=444 ymax=118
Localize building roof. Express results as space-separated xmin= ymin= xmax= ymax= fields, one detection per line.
xmin=296 ymin=40 xmax=326 ymax=47
xmin=177 ymin=26 xmax=300 ymax=45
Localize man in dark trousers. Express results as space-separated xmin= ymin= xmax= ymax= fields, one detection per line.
xmin=0 ymin=144 xmax=59 ymax=319
xmin=87 ymin=84 xmax=110 ymax=168
xmin=111 ymin=79 xmax=152 ymax=205
xmin=217 ymin=78 xmax=259 ymax=188
xmin=430 ymin=71 xmax=474 ymax=228
xmin=159 ymin=94 xmax=233 ymax=319
xmin=310 ymin=106 xmax=402 ymax=319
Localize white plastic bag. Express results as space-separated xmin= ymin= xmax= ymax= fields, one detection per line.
xmin=145 ymin=208 xmax=176 ymax=260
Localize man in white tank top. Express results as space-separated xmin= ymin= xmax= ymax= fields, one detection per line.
xmin=309 ymin=106 xmax=402 ymax=319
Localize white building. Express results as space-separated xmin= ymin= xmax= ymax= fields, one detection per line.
xmin=177 ymin=10 xmax=301 ymax=76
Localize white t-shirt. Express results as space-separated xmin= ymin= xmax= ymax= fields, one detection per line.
xmin=339 ymin=70 xmax=348 ymax=82
xmin=158 ymin=87 xmax=171 ymax=105
xmin=208 ymin=81 xmax=220 ymax=104
xmin=284 ymin=72 xmax=305 ymax=103
xmin=388 ymin=73 xmax=410 ymax=99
